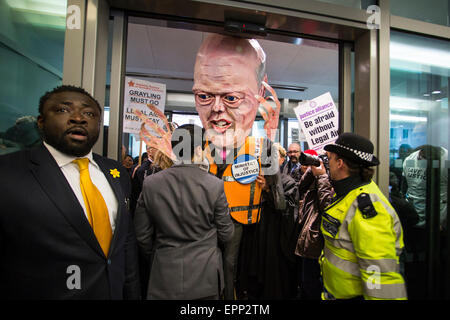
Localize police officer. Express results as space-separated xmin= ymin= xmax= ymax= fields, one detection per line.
xmin=319 ymin=132 xmax=407 ymax=300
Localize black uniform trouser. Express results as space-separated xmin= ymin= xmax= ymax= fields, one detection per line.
xmin=299 ymin=257 xmax=322 ymax=300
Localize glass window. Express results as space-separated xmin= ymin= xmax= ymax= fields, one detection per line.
xmin=123 ymin=18 xmax=338 ymax=162
xmin=286 ymin=118 xmax=309 ymax=150
xmin=0 ymin=0 xmax=67 ymax=155
xmin=390 ymin=0 xmax=449 ymax=27
xmin=389 ymin=30 xmax=449 ymax=299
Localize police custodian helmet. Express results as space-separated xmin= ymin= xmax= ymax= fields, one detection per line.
xmin=324 ymin=132 xmax=380 ymax=167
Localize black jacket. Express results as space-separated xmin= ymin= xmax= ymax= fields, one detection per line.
xmin=0 ymin=144 xmax=140 ymax=299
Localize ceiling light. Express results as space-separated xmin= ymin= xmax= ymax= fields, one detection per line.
xmin=423 ymin=93 xmax=430 ymax=97
xmin=390 ymin=96 xmax=431 ymax=111
xmin=390 ymin=41 xmax=450 ymax=70
xmin=390 ymin=114 xmax=427 ymax=123
xmin=6 ymin=0 xmax=67 ymax=17
xmin=432 ymin=90 xmax=441 ymax=94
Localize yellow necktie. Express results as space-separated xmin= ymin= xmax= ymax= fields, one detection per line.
xmin=73 ymin=158 xmax=112 ymax=256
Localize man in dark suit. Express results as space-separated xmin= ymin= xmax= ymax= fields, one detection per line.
xmin=134 ymin=124 xmax=234 ymax=299
xmin=281 ymin=142 xmax=302 ymax=181
xmin=130 ymin=145 xmax=156 ymax=216
xmin=0 ymin=85 xmax=140 ymax=299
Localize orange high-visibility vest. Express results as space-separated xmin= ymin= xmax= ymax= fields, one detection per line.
xmin=206 ymin=137 xmax=264 ymax=224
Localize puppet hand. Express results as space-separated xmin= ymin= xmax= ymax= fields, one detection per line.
xmin=255 ymin=81 xmax=280 ymax=141
xmin=134 ymin=104 xmax=176 ymax=161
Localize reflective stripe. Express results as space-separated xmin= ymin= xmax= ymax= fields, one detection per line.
xmin=248 ymin=182 xmax=256 ymax=224
xmin=330 ymin=200 xmax=358 ymax=242
xmin=364 ymin=282 xmax=407 ymax=299
xmin=222 ymin=176 xmax=235 ymax=182
xmin=368 ymin=193 xmax=404 ymax=256
xmin=229 ymin=204 xmax=260 ymax=212
xmin=358 ymin=258 xmax=400 ymax=273
xmin=322 ymin=287 xmax=336 ymax=300
xmin=329 ymin=192 xmax=404 ymax=258
xmin=325 ymin=236 xmax=355 ymax=253
xmin=324 ymin=246 xmax=360 ymax=277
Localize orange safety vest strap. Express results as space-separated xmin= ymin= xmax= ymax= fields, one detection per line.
xmin=206 ymin=137 xmax=265 ymax=224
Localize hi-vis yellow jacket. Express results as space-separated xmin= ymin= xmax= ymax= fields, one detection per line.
xmin=206 ymin=137 xmax=264 ymax=225
xmin=320 ymin=180 xmax=407 ymax=300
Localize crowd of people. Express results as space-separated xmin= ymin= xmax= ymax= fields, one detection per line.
xmin=0 ymin=33 xmax=411 ymax=300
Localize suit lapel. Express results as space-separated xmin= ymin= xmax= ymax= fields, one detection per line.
xmin=29 ymin=144 xmax=104 ymax=256
xmin=93 ymin=154 xmax=124 ymax=258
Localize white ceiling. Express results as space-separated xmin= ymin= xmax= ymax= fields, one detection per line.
xmin=125 ymin=22 xmax=339 ymax=115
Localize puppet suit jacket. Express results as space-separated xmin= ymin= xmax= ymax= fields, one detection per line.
xmin=0 ymin=144 xmax=140 ymax=299
xmin=134 ymin=163 xmax=234 ymax=300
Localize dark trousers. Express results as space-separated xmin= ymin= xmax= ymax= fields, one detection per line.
xmin=223 ymin=221 xmax=243 ymax=300
xmin=299 ymin=257 xmax=322 ymax=300
xmin=404 ymin=227 xmax=427 ymax=300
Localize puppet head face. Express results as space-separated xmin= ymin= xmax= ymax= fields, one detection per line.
xmin=193 ymin=34 xmax=266 ymax=149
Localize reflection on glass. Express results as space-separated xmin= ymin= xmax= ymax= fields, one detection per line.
xmin=124 ymin=133 xmax=142 ymax=159
xmin=402 ymin=146 xmax=448 ymax=227
xmin=287 ymin=119 xmax=300 ymax=147
xmin=390 ymin=0 xmax=449 ymax=27
xmin=389 ymin=30 xmax=449 ymax=299
xmin=0 ymin=0 xmax=67 ymax=155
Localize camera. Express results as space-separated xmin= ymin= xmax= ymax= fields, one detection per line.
xmin=319 ymin=153 xmax=329 ymax=168
xmin=298 ymin=152 xmax=330 ymax=174
xmin=319 ymin=153 xmax=330 ymax=174
xmin=299 ymin=152 xmax=321 ymax=167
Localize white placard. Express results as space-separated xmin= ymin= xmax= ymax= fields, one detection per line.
xmin=123 ymin=77 xmax=166 ymax=135
xmin=294 ymin=92 xmax=339 ymax=153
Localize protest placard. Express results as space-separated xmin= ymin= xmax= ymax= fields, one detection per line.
xmin=123 ymin=77 xmax=166 ymax=135
xmin=294 ymin=92 xmax=339 ymax=153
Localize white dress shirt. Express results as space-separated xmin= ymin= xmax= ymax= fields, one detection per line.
xmin=43 ymin=142 xmax=118 ymax=232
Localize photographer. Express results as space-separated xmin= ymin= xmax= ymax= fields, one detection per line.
xmin=294 ymin=149 xmax=334 ymax=300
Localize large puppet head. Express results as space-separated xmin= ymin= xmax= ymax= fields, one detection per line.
xmin=193 ymin=34 xmax=267 ymax=149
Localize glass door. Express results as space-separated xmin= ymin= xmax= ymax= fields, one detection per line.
xmin=389 ymin=30 xmax=449 ymax=299
xmin=120 ymin=17 xmax=339 ymax=158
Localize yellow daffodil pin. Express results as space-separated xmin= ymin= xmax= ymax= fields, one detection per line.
xmin=110 ymin=168 xmax=120 ymax=178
